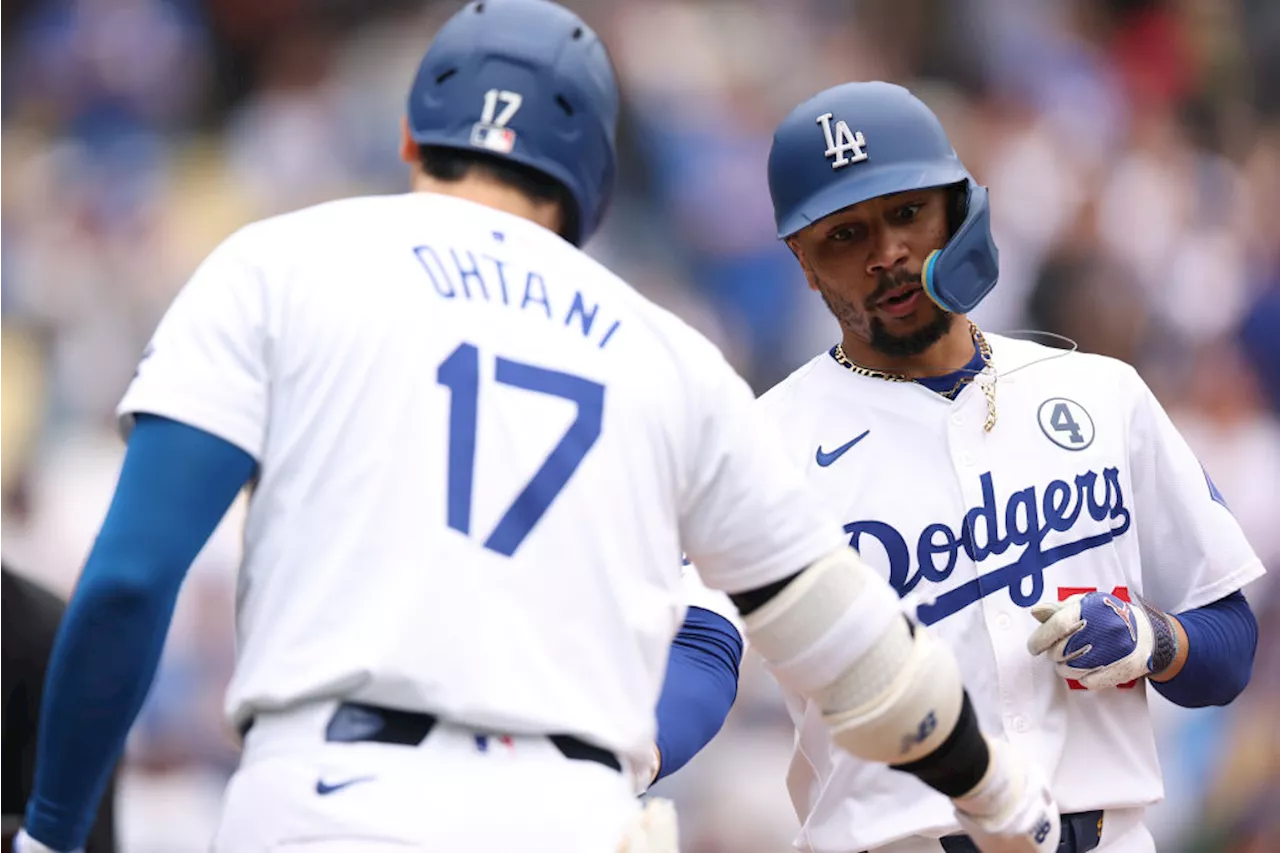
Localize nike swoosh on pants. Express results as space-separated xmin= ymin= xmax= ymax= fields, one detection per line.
xmin=315 ymin=776 xmax=376 ymax=795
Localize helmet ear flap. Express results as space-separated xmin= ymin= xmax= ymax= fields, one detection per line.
xmin=922 ymin=182 xmax=999 ymax=315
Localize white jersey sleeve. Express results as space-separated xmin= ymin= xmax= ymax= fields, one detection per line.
xmin=676 ymin=347 xmax=846 ymax=596
xmin=1124 ymin=365 xmax=1266 ymax=612
xmin=118 ymin=230 xmax=268 ymax=458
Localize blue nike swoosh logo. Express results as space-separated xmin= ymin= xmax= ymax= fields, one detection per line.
xmin=315 ymin=775 xmax=375 ymax=795
xmin=815 ymin=430 xmax=871 ymax=467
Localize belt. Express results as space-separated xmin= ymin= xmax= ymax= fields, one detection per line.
xmin=244 ymin=701 xmax=623 ymax=774
xmin=939 ymin=810 xmax=1104 ymax=853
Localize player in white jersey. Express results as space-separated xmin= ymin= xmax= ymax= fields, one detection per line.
xmin=717 ymin=81 xmax=1263 ymax=853
xmin=18 ymin=7 xmax=1062 ymax=853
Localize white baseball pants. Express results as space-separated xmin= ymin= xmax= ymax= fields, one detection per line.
xmin=211 ymin=702 xmax=641 ymax=853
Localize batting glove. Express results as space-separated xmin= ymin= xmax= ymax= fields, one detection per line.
xmin=616 ymin=798 xmax=679 ymax=853
xmin=13 ymin=830 xmax=78 ymax=853
xmin=952 ymin=737 xmax=1060 ymax=853
xmin=1027 ymin=591 xmax=1179 ymax=690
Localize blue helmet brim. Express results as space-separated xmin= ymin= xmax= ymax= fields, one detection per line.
xmin=775 ymin=160 xmax=969 ymax=239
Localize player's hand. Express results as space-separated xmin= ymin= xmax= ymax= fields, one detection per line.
xmin=629 ymin=744 xmax=662 ymax=795
xmin=616 ymin=797 xmax=679 ymax=853
xmin=952 ymin=738 xmax=1060 ymax=853
xmin=1027 ymin=591 xmax=1176 ymax=690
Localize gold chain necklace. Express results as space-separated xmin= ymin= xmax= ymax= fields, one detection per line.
xmin=831 ymin=321 xmax=998 ymax=432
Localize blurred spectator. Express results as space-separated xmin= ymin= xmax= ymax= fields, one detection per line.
xmin=8 ymin=0 xmax=211 ymax=136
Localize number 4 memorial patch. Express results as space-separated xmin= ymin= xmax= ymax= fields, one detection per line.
xmin=1037 ymin=397 xmax=1095 ymax=451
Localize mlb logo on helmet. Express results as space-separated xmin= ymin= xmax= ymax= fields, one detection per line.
xmin=470 ymin=88 xmax=523 ymax=154
xmin=471 ymin=123 xmax=517 ymax=154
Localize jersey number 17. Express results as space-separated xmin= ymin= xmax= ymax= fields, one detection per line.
xmin=437 ymin=342 xmax=604 ymax=557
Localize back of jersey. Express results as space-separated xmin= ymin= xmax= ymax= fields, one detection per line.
xmin=119 ymin=192 xmax=838 ymax=761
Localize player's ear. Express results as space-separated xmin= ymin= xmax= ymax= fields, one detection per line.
xmin=786 ymin=237 xmax=820 ymax=292
xmin=399 ymin=117 xmax=418 ymax=165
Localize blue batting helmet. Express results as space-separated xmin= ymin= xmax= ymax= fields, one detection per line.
xmin=768 ymin=82 xmax=998 ymax=314
xmin=406 ymin=0 xmax=619 ymax=246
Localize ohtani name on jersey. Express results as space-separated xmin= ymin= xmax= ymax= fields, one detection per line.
xmin=845 ymin=467 xmax=1131 ymax=625
xmin=413 ymin=243 xmax=621 ymax=349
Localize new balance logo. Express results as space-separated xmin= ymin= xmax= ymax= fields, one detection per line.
xmin=899 ymin=710 xmax=937 ymax=756
xmin=816 ymin=112 xmax=868 ymax=169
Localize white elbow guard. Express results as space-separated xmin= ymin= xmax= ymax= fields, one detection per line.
xmin=744 ymin=548 xmax=964 ymax=765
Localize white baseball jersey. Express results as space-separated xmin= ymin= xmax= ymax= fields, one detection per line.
xmin=679 ymin=560 xmax=745 ymax=632
xmin=760 ymin=334 xmax=1265 ymax=852
xmin=117 ymin=192 xmax=842 ymax=765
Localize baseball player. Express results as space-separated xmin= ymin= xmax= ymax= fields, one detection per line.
xmin=676 ymin=80 xmax=1262 ymax=853
xmin=17 ymin=5 xmax=1063 ymax=852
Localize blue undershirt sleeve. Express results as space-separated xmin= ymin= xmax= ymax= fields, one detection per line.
xmin=24 ymin=414 xmax=255 ymax=852
xmin=1152 ymin=590 xmax=1258 ymax=708
xmin=653 ymin=605 xmax=744 ymax=782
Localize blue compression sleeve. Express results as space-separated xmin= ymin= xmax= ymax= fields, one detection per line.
xmin=25 ymin=415 xmax=255 ymax=851
xmin=1151 ymin=590 xmax=1258 ymax=708
xmin=653 ymin=606 xmax=743 ymax=782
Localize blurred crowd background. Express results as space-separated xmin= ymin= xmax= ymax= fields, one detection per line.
xmin=3 ymin=0 xmax=1278 ymax=850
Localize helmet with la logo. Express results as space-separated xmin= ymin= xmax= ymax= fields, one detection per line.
xmin=767 ymin=82 xmax=999 ymax=314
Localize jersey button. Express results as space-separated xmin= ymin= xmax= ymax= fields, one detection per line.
xmin=1011 ymin=716 xmax=1029 ymax=733
xmin=950 ymin=413 xmax=964 ymax=427
xmin=996 ymin=613 xmax=1012 ymax=630
xmin=961 ymin=452 xmax=976 ymax=467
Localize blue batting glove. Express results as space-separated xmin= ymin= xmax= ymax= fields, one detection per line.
xmin=1027 ymin=591 xmax=1178 ymax=690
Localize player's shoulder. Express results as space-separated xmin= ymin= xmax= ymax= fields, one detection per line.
xmin=210 ymin=191 xmax=590 ymax=280
xmin=232 ymin=193 xmax=421 ymax=246
xmin=757 ymin=350 xmax=841 ymax=419
xmin=205 ymin=195 xmax=403 ymax=270
xmin=216 ymin=193 xmax=724 ymax=359
xmin=555 ymin=258 xmax=744 ymax=382
xmin=639 ymin=299 xmax=737 ymax=366
xmin=987 ymin=333 xmax=1144 ymax=391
